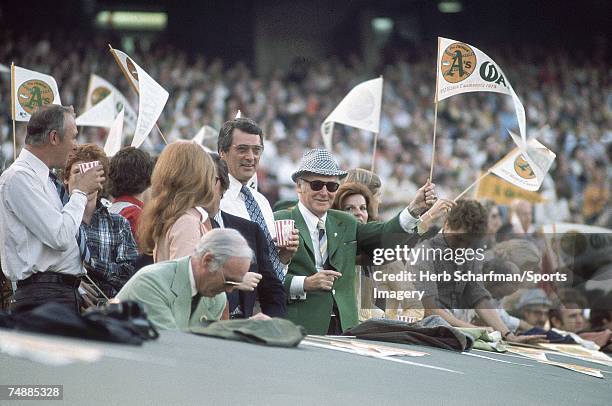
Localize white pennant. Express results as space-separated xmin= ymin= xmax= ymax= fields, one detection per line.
xmin=84 ymin=73 xmax=137 ymax=133
xmin=75 ymin=93 xmax=115 ymax=128
xmin=321 ymin=77 xmax=383 ymax=151
xmin=104 ymin=108 xmax=124 ymax=157
xmin=12 ymin=65 xmax=61 ymax=122
xmin=436 ymin=37 xmax=526 ymax=143
xmin=490 ymin=132 xmax=556 ymax=191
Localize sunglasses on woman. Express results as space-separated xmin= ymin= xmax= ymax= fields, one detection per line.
xmin=302 ymin=179 xmax=340 ymax=192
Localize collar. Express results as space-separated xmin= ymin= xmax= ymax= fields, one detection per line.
xmin=112 ymin=195 xmax=144 ymax=208
xmin=297 ymin=201 xmax=327 ymax=233
xmin=227 ymin=174 xmax=247 ymax=200
xmin=188 ymin=258 xmax=197 ymax=297
xmin=19 ymin=148 xmax=51 ymax=185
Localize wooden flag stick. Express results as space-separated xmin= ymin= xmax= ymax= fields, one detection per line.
xmin=454 ymin=170 xmax=490 ymax=202
xmin=107 ymin=44 xmax=168 ymax=145
xmin=370 ymin=74 xmax=384 ymax=173
xmin=428 ymin=37 xmax=442 ymax=183
xmin=370 ymin=131 xmax=379 ymax=172
xmin=11 ymin=62 xmax=17 ymax=161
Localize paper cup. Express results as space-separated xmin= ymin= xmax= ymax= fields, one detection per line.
xmin=78 ymin=160 xmax=100 ymax=174
xmin=274 ymin=219 xmax=295 ymax=247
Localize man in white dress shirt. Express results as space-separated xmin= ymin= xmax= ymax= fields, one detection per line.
xmin=217 ymin=117 xmax=298 ymax=284
xmin=0 ymin=105 xmax=104 ymax=313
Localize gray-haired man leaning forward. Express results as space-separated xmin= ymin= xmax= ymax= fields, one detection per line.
xmin=116 ymin=229 xmax=254 ymax=330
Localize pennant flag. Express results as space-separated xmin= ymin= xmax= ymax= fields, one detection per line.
xmin=109 ymin=47 xmax=168 ymax=148
xmin=321 ymin=77 xmax=383 ymax=151
xmin=104 ymin=108 xmax=125 ymax=157
xmin=235 ymin=110 xmax=242 ymax=119
xmin=490 ymin=134 xmax=556 ymax=191
xmin=108 ymin=48 xmax=140 ymax=90
xmin=192 ymin=125 xmax=218 ymax=145
xmin=475 ymin=172 xmax=545 ymax=205
xmin=75 ymin=93 xmax=115 ymax=127
xmin=11 ymin=65 xmax=61 ymax=122
xmin=84 ymin=74 xmax=137 ymax=132
xmin=436 ymin=37 xmax=526 ymax=142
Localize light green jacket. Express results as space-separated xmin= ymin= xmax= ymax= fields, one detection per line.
xmin=116 ymin=256 xmax=226 ymax=330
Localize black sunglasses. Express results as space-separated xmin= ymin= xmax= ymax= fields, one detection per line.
xmin=302 ymin=179 xmax=340 ymax=192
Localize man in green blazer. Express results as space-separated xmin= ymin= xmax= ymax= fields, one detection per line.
xmin=274 ymin=149 xmax=444 ymax=335
xmin=116 ymin=229 xmax=253 ymax=330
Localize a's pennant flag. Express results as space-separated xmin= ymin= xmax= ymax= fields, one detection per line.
xmin=75 ymin=93 xmax=115 ymax=128
xmin=109 ymin=47 xmax=169 ymax=148
xmin=235 ymin=110 xmax=242 ymax=119
xmin=436 ymin=37 xmax=526 ymax=142
xmin=11 ymin=64 xmax=61 ymax=122
xmin=108 ymin=48 xmax=140 ymax=90
xmin=192 ymin=125 xmax=218 ymax=145
xmin=84 ymin=73 xmax=137 ymax=132
xmin=321 ymin=77 xmax=383 ymax=151
xmin=104 ymin=108 xmax=125 ymax=157
xmin=490 ymin=133 xmax=556 ymax=191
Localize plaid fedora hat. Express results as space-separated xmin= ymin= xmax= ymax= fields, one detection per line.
xmin=291 ymin=149 xmax=348 ymax=182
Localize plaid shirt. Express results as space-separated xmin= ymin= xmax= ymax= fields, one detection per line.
xmin=83 ymin=203 xmax=138 ymax=298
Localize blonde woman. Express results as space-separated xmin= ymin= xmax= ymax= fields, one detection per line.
xmin=138 ymin=141 xmax=216 ymax=262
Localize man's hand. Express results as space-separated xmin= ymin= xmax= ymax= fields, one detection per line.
xmin=236 ymin=272 xmax=262 ymax=291
xmin=421 ymin=198 xmax=456 ymax=224
xmin=278 ymin=229 xmax=299 ymax=264
xmin=505 ymin=333 xmax=548 ymax=345
xmin=249 ymin=312 xmax=271 ymax=320
xmin=72 ymin=165 xmax=105 ymax=195
xmin=304 ymin=270 xmax=342 ymax=292
xmin=408 ymin=180 xmax=437 ymax=217
xmin=79 ymin=281 xmax=99 ymax=309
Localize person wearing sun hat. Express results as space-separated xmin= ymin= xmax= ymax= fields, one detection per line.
xmin=274 ymin=148 xmax=454 ymax=334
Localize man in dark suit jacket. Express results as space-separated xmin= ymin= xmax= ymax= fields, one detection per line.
xmin=218 ymin=210 xmax=286 ymax=317
xmin=209 ymin=154 xmax=286 ymax=318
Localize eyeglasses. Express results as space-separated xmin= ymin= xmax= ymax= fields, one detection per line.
xmin=301 ymin=179 xmax=340 ymax=192
xmin=232 ymin=144 xmax=264 ymax=156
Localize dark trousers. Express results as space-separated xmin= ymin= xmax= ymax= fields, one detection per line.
xmin=11 ymin=274 xmax=82 ymax=315
xmin=327 ymin=300 xmax=342 ymax=335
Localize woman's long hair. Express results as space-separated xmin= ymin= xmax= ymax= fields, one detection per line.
xmin=138 ymin=141 xmax=216 ymax=254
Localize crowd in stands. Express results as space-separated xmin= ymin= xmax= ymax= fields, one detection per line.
xmin=0 ymin=30 xmax=609 ymax=228
xmin=0 ymin=30 xmax=610 ymax=353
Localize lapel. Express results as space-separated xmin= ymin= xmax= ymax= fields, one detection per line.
xmin=170 ymin=257 xmax=192 ymax=329
xmin=325 ymin=213 xmax=344 ymax=260
xmin=291 ymin=206 xmax=315 ymax=261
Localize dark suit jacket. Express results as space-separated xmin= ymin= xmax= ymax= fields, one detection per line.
xmin=220 ymin=211 xmax=286 ymax=318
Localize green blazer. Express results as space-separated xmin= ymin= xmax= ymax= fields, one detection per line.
xmin=115 ymin=256 xmax=226 ymax=330
xmin=274 ymin=206 xmax=409 ymax=334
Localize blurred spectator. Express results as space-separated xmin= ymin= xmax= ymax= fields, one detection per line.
xmin=516 ymin=288 xmax=552 ymax=329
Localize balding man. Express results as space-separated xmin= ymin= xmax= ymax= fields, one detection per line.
xmin=0 ymin=105 xmax=104 ymax=314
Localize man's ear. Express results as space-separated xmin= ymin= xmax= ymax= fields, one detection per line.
xmin=296 ymin=180 xmax=303 ymax=194
xmin=48 ymin=130 xmax=61 ymax=146
xmin=219 ymin=150 xmax=226 ymax=159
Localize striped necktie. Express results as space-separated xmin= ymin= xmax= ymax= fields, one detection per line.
xmin=240 ymin=185 xmax=284 ymax=282
xmin=49 ymin=172 xmax=91 ymax=264
xmin=317 ymin=218 xmax=327 ymax=266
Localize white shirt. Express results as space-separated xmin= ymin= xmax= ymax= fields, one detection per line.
xmin=188 ymin=259 xmax=197 ymax=297
xmin=218 ymin=174 xmax=276 ymax=239
xmin=0 ymin=149 xmax=87 ymax=281
xmin=289 ymin=202 xmax=420 ymax=300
